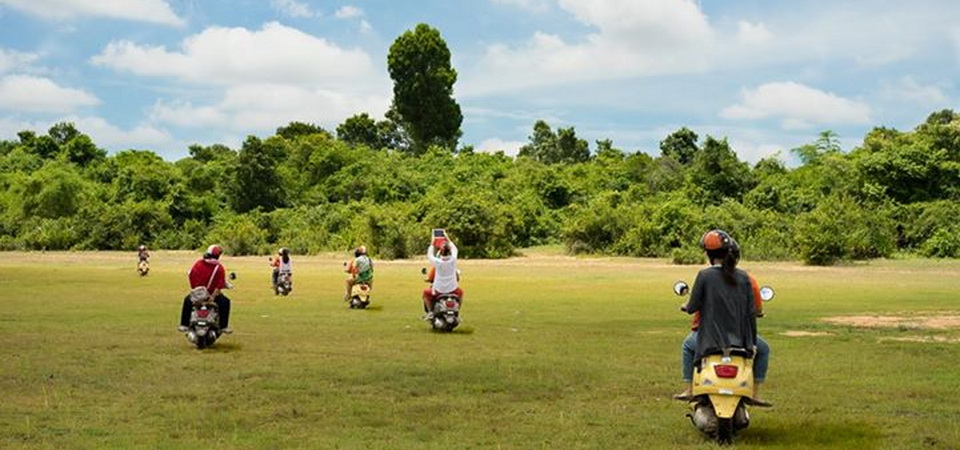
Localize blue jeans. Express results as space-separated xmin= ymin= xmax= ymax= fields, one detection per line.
xmin=682 ymin=331 xmax=769 ymax=382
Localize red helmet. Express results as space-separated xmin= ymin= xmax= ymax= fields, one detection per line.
xmin=206 ymin=244 xmax=223 ymax=259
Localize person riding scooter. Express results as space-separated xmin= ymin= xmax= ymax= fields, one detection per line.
xmin=422 ymin=236 xmax=462 ymax=321
xmin=344 ymin=245 xmax=374 ymax=301
xmin=675 ymin=229 xmax=771 ymax=405
xmin=270 ymin=247 xmax=292 ymax=290
xmin=178 ymin=244 xmax=232 ymax=334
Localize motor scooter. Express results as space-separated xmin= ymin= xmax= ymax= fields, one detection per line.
xmin=275 ymin=271 xmax=292 ymax=296
xmin=348 ymin=281 xmax=372 ymax=309
xmin=673 ymin=280 xmax=774 ymax=444
xmin=422 ymin=267 xmax=461 ymax=332
xmin=184 ymin=272 xmax=236 ymax=349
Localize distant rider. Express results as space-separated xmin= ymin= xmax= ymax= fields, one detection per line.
xmin=675 ymin=229 xmax=770 ymax=404
xmin=137 ymin=244 xmax=150 ymax=263
xmin=178 ymin=245 xmax=232 ymax=334
xmin=270 ymin=247 xmax=292 ymax=289
xmin=344 ymin=245 xmax=374 ymax=301
xmin=422 ymin=238 xmax=462 ymax=320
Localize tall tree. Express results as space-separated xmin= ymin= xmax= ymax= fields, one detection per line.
xmin=276 ymin=121 xmax=331 ymax=140
xmin=688 ymin=136 xmax=753 ymax=204
xmin=659 ymin=127 xmax=699 ymax=165
xmin=231 ymin=136 xmax=285 ymax=213
xmin=387 ymin=23 xmax=462 ymax=153
xmin=518 ymin=120 xmax=589 ymax=164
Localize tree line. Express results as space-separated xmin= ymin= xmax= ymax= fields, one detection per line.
xmin=2 ymin=109 xmax=959 ymax=265
xmin=1 ymin=23 xmax=958 ymax=265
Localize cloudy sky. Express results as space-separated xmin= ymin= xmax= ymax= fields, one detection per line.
xmin=1 ymin=0 xmax=957 ymax=163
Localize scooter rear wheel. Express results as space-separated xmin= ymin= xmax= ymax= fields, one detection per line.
xmin=716 ymin=418 xmax=735 ymax=444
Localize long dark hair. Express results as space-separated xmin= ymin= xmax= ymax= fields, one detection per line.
xmin=707 ymin=247 xmax=740 ymax=284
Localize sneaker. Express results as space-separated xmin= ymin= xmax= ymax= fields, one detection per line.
xmin=177 ymin=325 xmax=189 ymax=332
xmin=221 ymin=327 xmax=233 ymax=334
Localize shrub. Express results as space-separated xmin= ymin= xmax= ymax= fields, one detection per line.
xmin=794 ymin=196 xmax=895 ymax=265
xmin=921 ymin=227 xmax=960 ymax=258
xmin=671 ymin=246 xmax=704 ymax=265
xmin=206 ymin=213 xmax=269 ymax=255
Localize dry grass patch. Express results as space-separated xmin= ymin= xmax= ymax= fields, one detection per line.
xmin=822 ymin=313 xmax=960 ymax=330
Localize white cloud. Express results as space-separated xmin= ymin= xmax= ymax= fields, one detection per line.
xmin=476 ymin=138 xmax=525 ymax=156
xmin=91 ymin=22 xmax=377 ymax=88
xmin=0 ymin=0 xmax=184 ymax=26
xmin=66 ymin=115 xmax=174 ymax=150
xmin=736 ymin=21 xmax=772 ymax=45
xmin=359 ymin=20 xmax=372 ymax=33
xmin=334 ymin=6 xmax=363 ymax=19
xmin=720 ymin=82 xmax=871 ymax=129
xmin=149 ymin=83 xmax=390 ymax=133
xmin=465 ymin=0 xmax=714 ymax=95
xmin=0 ymin=75 xmax=99 ymax=113
xmin=0 ymin=115 xmax=175 ymax=153
xmin=880 ymin=77 xmax=947 ymax=106
xmin=0 ymin=48 xmax=38 ymax=74
xmin=270 ymin=0 xmax=317 ymax=18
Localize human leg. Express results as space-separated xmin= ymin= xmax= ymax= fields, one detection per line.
xmin=421 ymin=288 xmax=435 ymax=315
xmin=753 ymin=335 xmax=770 ymax=401
xmin=344 ymin=278 xmax=355 ymax=300
xmin=675 ymin=331 xmax=697 ymax=399
xmin=179 ymin=296 xmax=192 ymax=329
xmin=214 ymin=294 xmax=231 ymax=330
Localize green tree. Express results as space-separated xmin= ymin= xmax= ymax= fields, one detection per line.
xmin=387 ymin=23 xmax=463 ymax=153
xmin=276 ymin=121 xmax=331 ymax=140
xmin=518 ymin=120 xmax=589 ymax=164
xmin=48 ymin=122 xmax=81 ymax=146
xmin=188 ymin=143 xmax=236 ymax=163
xmin=337 ymin=113 xmax=405 ymax=151
xmin=660 ymin=127 xmax=699 ymax=165
xmin=231 ymin=136 xmax=285 ymax=213
xmin=687 ymin=136 xmax=753 ymax=204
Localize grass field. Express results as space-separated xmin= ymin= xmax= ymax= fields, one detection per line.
xmin=1 ymin=250 xmax=959 ymax=449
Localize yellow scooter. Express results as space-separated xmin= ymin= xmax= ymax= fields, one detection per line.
xmin=673 ymin=280 xmax=774 ymax=444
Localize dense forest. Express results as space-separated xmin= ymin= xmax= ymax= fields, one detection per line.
xmin=1 ymin=23 xmax=958 ymax=265
xmin=1 ymin=109 xmax=959 ymax=265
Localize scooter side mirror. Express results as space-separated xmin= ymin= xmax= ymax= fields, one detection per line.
xmin=759 ymin=285 xmax=775 ymax=302
xmin=420 ymin=267 xmax=427 ymax=275
xmin=229 ymin=272 xmax=236 ymax=280
xmin=673 ymin=280 xmax=689 ymax=296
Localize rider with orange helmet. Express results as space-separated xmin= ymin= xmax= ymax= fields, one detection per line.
xmin=675 ymin=230 xmax=770 ymax=403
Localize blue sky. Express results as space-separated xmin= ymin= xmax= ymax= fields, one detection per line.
xmin=1 ymin=0 xmax=957 ymax=163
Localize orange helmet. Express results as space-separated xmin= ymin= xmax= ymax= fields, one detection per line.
xmin=700 ymin=229 xmax=737 ymax=252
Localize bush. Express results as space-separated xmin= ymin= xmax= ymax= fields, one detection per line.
xmin=562 ymin=192 xmax=634 ymax=255
xmin=671 ymin=246 xmax=704 ymax=265
xmin=921 ymin=227 xmax=960 ymax=258
xmin=206 ymin=213 xmax=269 ymax=256
xmin=19 ymin=217 xmax=82 ymax=250
xmin=795 ymin=196 xmax=895 ymax=265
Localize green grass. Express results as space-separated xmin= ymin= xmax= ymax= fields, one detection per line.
xmin=1 ymin=251 xmax=959 ymax=449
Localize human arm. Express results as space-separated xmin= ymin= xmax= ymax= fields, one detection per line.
xmin=749 ymin=275 xmax=763 ymax=317
xmin=427 ymin=244 xmax=440 ymax=265
xmin=448 ymin=241 xmax=458 ymax=260
xmin=684 ymin=270 xmax=707 ymax=315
